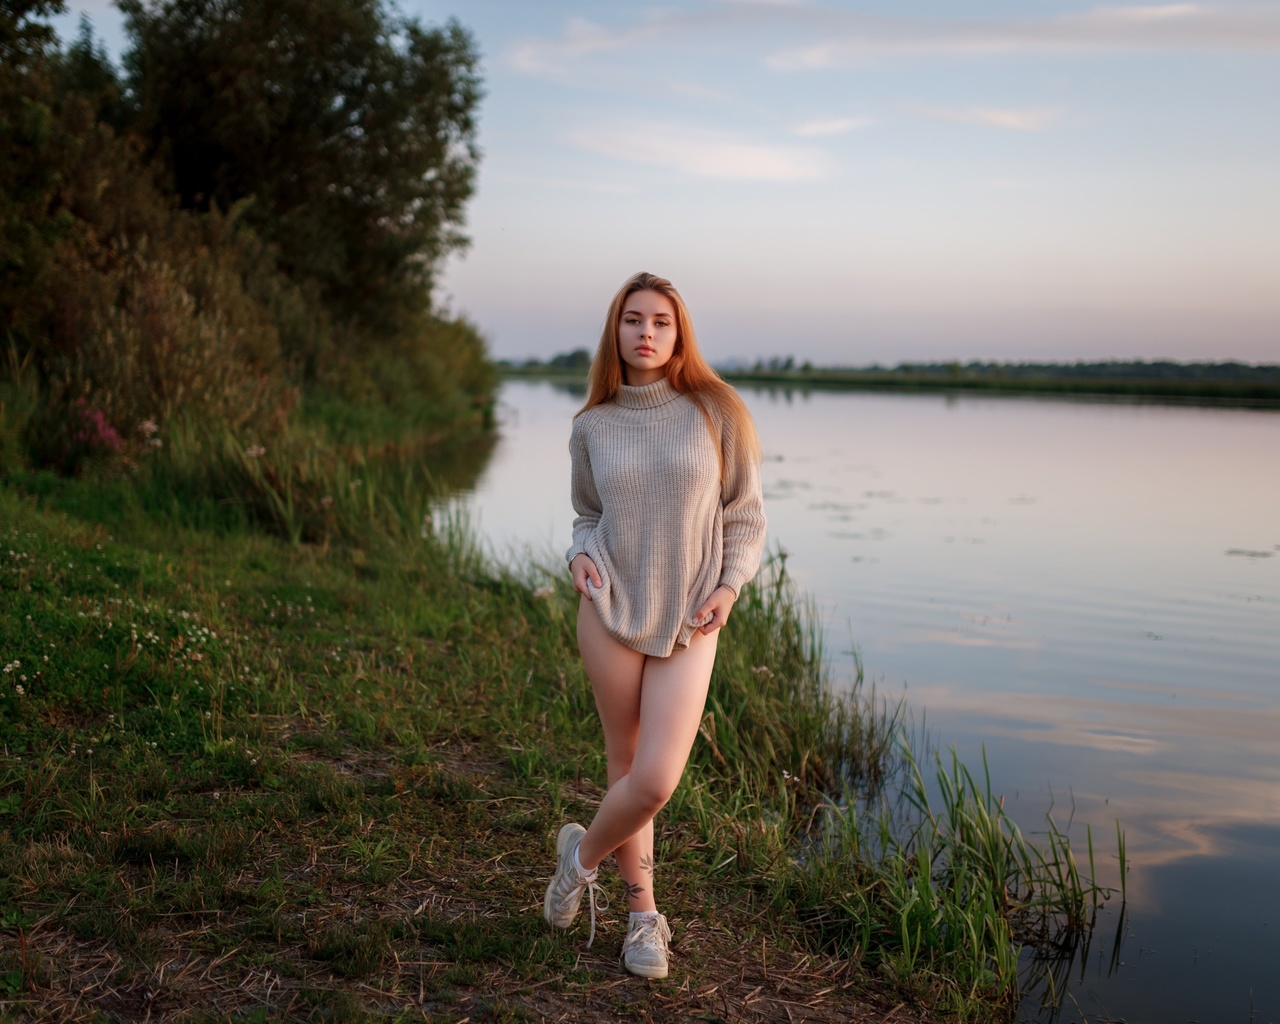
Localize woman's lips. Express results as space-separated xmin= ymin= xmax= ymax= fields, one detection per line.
xmin=636 ymin=346 xmax=655 ymax=356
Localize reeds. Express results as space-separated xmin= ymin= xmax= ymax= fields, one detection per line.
xmin=121 ymin=408 xmax=495 ymax=552
xmin=776 ymin=736 xmax=1126 ymax=1018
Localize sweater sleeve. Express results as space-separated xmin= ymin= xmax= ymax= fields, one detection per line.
xmin=717 ymin=410 xmax=768 ymax=596
xmin=566 ymin=415 xmax=602 ymax=564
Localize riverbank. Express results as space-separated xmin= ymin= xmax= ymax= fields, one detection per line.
xmin=0 ymin=459 xmax=1118 ymax=1022
xmin=0 ymin=479 xmax=919 ymax=1022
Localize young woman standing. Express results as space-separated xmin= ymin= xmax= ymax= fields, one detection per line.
xmin=543 ymin=272 xmax=768 ymax=978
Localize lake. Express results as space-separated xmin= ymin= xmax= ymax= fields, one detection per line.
xmin=456 ymin=378 xmax=1280 ymax=1023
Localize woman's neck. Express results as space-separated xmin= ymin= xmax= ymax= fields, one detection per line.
xmin=624 ymin=367 xmax=667 ymax=387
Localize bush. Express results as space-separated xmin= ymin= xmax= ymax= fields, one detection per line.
xmin=1 ymin=4 xmax=494 ymax=487
xmin=30 ymin=213 xmax=296 ymax=474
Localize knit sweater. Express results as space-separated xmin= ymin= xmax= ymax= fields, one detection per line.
xmin=566 ymin=376 xmax=768 ymax=657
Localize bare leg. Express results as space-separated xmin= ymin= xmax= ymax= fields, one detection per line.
xmin=576 ymin=599 xmax=719 ymax=889
xmin=576 ymin=599 xmax=654 ymax=910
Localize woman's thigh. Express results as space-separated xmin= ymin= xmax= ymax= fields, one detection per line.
xmin=577 ymin=597 xmax=646 ymax=772
xmin=632 ymin=628 xmax=719 ymax=796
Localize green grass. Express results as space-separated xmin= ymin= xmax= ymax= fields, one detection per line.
xmin=0 ymin=441 xmax=1123 ymax=1022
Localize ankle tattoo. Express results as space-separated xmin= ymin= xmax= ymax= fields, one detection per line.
xmin=622 ymin=878 xmax=646 ymax=901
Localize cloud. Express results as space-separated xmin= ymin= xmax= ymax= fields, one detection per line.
xmin=766 ymin=4 xmax=1280 ymax=69
xmin=910 ymin=104 xmax=1064 ymax=132
xmin=504 ymin=5 xmax=823 ymax=82
xmin=1087 ymin=3 xmax=1203 ymax=23
xmin=496 ymin=173 xmax=637 ymax=196
xmin=509 ymin=6 xmax=1280 ymax=90
xmin=567 ymin=122 xmax=828 ymax=181
xmin=507 ymin=17 xmax=628 ymax=79
xmin=792 ymin=116 xmax=874 ymax=137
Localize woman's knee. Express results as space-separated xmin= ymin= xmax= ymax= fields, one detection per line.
xmin=606 ymin=753 xmax=635 ymax=787
xmin=628 ymin=770 xmax=678 ymax=816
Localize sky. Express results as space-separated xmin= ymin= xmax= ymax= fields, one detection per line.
xmin=51 ymin=1 xmax=1280 ymax=366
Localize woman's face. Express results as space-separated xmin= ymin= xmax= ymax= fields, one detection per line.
xmin=617 ymin=289 xmax=678 ymax=387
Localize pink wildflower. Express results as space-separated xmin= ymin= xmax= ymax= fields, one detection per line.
xmin=72 ymin=398 xmax=123 ymax=453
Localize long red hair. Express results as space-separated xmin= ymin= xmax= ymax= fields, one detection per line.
xmin=577 ymin=272 xmax=762 ymax=475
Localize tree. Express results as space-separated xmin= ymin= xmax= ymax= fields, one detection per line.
xmin=55 ymin=13 xmax=131 ymax=132
xmin=118 ymin=0 xmax=482 ymax=339
xmin=549 ymin=348 xmax=591 ymax=370
xmin=1 ymin=0 xmax=74 ymax=352
xmin=0 ymin=0 xmax=65 ymax=70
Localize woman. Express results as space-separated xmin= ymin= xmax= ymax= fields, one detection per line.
xmin=543 ymin=271 xmax=768 ymax=979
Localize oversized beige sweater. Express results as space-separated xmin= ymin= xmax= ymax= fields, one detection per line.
xmin=566 ymin=376 xmax=768 ymax=657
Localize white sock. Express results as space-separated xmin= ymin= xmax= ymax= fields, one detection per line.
xmin=573 ymin=845 xmax=596 ymax=880
xmin=630 ymin=910 xmax=659 ymax=922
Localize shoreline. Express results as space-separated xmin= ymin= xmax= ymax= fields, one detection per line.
xmin=498 ymin=365 xmax=1280 ymax=407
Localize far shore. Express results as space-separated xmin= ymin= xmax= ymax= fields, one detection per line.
xmin=499 ymin=361 xmax=1280 ymax=405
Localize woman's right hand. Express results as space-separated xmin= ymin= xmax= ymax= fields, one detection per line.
xmin=569 ymin=553 xmax=603 ymax=600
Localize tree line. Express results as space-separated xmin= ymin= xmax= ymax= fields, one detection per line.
xmin=721 ymin=359 xmax=1280 ymax=401
xmin=503 ymin=352 xmax=1280 ymax=401
xmin=1 ymin=0 xmax=492 ymax=475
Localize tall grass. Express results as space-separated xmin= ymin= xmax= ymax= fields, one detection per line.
xmin=806 ymin=746 xmax=1120 ymax=1015
xmin=116 ymin=408 xmax=495 ymax=550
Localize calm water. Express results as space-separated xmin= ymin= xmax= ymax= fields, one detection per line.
xmin=458 ymin=379 xmax=1280 ymax=1023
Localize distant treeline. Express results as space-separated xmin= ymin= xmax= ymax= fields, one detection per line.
xmin=2 ymin=0 xmax=493 ymax=477
xmin=503 ymin=352 xmax=1280 ymax=402
xmin=723 ymin=359 xmax=1280 ymax=401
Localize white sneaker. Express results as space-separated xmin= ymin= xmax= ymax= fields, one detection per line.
xmin=543 ymin=823 xmax=608 ymax=946
xmin=622 ymin=912 xmax=672 ymax=979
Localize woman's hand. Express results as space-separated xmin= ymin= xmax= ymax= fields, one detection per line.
xmin=692 ymin=585 xmax=737 ymax=635
xmin=570 ymin=553 xmax=603 ymax=600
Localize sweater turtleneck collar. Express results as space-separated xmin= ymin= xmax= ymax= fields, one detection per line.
xmin=615 ymin=376 xmax=682 ymax=410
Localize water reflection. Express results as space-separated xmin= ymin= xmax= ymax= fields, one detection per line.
xmin=907 ymin=684 xmax=1280 ymax=889
xmin=463 ymin=379 xmax=1280 ymax=1022
xmin=423 ymin=431 xmax=500 ymax=495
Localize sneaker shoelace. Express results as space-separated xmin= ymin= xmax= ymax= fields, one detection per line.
xmin=550 ymin=856 xmax=609 ymax=948
xmin=583 ymin=875 xmax=608 ymax=948
xmin=625 ymin=913 xmax=671 ymax=958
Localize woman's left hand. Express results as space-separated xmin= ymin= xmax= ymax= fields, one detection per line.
xmin=692 ymin=585 xmax=737 ymax=635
